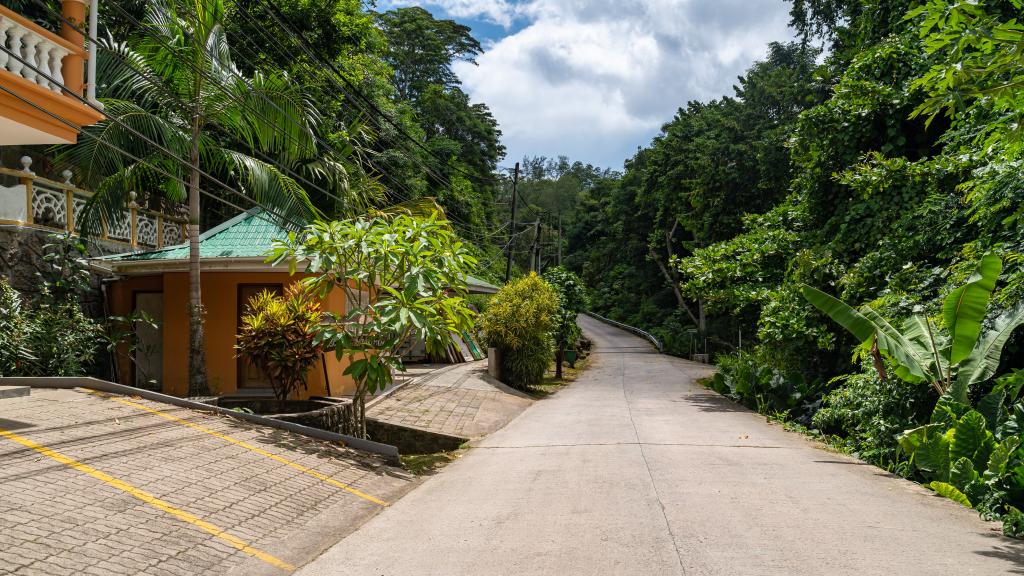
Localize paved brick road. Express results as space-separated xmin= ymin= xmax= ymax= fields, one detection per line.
xmin=367 ymin=361 xmax=532 ymax=439
xmin=0 ymin=388 xmax=415 ymax=576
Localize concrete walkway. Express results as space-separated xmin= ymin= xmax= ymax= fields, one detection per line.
xmin=367 ymin=360 xmax=532 ymax=440
xmin=298 ymin=315 xmax=1024 ymax=575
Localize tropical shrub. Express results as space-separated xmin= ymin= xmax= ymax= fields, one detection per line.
xmin=269 ymin=212 xmax=476 ymax=436
xmin=708 ymin=348 xmax=822 ymax=419
xmin=480 ymin=273 xmax=558 ymax=389
xmin=26 ymin=300 xmax=100 ymax=376
xmin=812 ymin=373 xmax=935 ymax=471
xmin=898 ymin=371 xmax=1024 ymax=535
xmin=0 ymin=279 xmax=100 ymax=378
xmin=236 ymin=285 xmax=323 ymax=401
xmin=543 ymin=267 xmax=589 ymax=378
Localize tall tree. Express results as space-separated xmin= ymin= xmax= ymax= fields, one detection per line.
xmin=376 ymin=6 xmax=481 ymax=101
xmin=61 ymin=0 xmax=355 ymax=394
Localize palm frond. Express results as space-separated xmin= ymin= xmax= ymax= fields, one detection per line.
xmin=215 ymin=149 xmax=322 ymax=224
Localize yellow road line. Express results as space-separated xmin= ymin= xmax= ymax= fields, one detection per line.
xmin=87 ymin=390 xmax=389 ymax=507
xmin=0 ymin=427 xmax=295 ymax=572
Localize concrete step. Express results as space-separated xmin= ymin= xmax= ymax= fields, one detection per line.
xmin=0 ymin=386 xmax=30 ymax=400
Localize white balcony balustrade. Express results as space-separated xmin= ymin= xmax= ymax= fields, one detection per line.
xmin=0 ymin=14 xmax=71 ymax=95
xmin=0 ymin=156 xmax=187 ymax=249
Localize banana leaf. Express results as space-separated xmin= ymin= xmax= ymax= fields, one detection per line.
xmin=943 ymin=252 xmax=1001 ymax=365
xmin=956 ymin=303 xmax=1024 ymax=390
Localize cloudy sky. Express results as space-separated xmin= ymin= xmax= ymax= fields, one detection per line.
xmin=378 ymin=0 xmax=796 ymax=170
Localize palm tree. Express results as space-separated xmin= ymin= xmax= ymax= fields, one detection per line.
xmin=60 ymin=0 xmax=364 ymax=395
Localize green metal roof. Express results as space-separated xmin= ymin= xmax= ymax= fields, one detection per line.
xmin=465 ymin=275 xmax=499 ymax=293
xmin=101 ymin=209 xmax=292 ymax=261
xmin=99 ymin=208 xmax=503 ymax=294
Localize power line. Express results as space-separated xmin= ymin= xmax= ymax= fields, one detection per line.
xmin=32 ymin=0 xmax=358 ymax=216
xmin=260 ymin=0 xmax=499 ymax=186
xmin=38 ymin=0 xmax=506 ymax=251
xmin=0 ymin=44 xmax=307 ymax=231
xmin=227 ymin=0 xmax=511 ymax=243
xmin=0 ymin=82 xmax=297 ymax=233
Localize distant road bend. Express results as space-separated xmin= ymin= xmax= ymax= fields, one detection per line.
xmin=299 ymin=315 xmax=1024 ymax=575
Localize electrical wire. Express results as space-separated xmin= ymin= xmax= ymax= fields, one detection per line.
xmin=26 ymin=0 xmax=512 ymax=248
xmin=226 ymin=0 xmax=513 ymax=242
xmin=29 ymin=0 xmax=361 ymax=216
xmin=260 ymin=0 xmax=500 ymax=187
xmin=0 ymin=82 xmax=297 ymax=234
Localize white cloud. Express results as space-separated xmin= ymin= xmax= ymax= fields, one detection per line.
xmin=387 ymin=0 xmax=796 ymax=169
xmin=377 ymin=0 xmax=521 ymax=27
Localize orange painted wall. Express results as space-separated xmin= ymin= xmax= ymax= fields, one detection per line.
xmin=109 ymin=271 xmax=357 ymax=399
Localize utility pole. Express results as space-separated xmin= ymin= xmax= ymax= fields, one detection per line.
xmin=504 ymin=162 xmax=520 ymax=283
xmin=557 ymin=213 xmax=562 ymax=267
xmin=529 ymin=220 xmax=542 ymax=273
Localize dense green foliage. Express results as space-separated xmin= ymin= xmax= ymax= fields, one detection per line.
xmin=46 ymin=0 xmax=507 ymax=269
xmin=562 ymin=0 xmax=1024 ymax=533
xmin=480 ymin=273 xmax=558 ymax=389
xmin=0 ymin=237 xmax=101 ymax=377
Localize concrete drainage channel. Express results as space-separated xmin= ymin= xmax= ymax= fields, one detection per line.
xmin=0 ymin=385 xmax=30 ymax=400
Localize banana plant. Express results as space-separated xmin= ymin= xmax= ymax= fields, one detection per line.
xmin=800 ymin=253 xmax=1024 ymax=402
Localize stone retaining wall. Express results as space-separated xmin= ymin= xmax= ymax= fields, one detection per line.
xmin=366 ymin=418 xmax=467 ymax=455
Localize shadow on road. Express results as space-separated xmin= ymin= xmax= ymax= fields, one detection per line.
xmin=975 ymin=532 xmax=1024 ymax=574
xmin=683 ymin=392 xmax=751 ymax=413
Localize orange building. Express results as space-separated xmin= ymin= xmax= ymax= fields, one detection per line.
xmin=94 ymin=209 xmax=497 ymax=400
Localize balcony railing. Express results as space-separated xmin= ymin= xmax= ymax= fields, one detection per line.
xmin=0 ymin=3 xmax=103 ymax=145
xmin=0 ymin=7 xmax=75 ymax=96
xmin=0 ymin=156 xmax=187 ymax=250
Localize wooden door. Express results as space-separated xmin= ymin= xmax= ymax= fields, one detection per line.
xmin=133 ymin=292 xmax=163 ymax=390
xmin=237 ymin=284 xmax=282 ymax=389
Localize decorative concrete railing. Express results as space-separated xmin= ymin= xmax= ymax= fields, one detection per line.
xmin=0 ymin=4 xmax=82 ymax=96
xmin=0 ymin=156 xmax=187 ymax=249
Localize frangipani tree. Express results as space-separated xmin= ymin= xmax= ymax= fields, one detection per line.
xmin=801 ymin=253 xmax=1024 ymax=402
xmin=268 ymin=212 xmax=476 ymax=436
xmin=543 ymin=267 xmax=588 ymax=379
xmin=60 ymin=0 xmax=361 ymax=395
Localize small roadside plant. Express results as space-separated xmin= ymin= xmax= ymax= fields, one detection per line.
xmin=0 ymin=236 xmax=101 ymax=377
xmin=708 ymin=347 xmax=822 ymax=420
xmin=235 ymin=285 xmax=324 ymax=401
xmin=543 ymin=267 xmax=589 ymax=379
xmin=480 ymin=273 xmax=558 ymax=389
xmin=268 ymin=212 xmax=476 ymax=437
xmin=26 ymin=298 xmax=100 ymax=376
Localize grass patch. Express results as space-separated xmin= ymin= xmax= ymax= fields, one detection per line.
xmin=400 ymin=450 xmax=462 ymax=475
xmin=529 ymin=357 xmax=590 ymax=399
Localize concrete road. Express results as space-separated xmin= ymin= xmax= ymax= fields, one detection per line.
xmin=298 ymin=315 xmax=1024 ymax=575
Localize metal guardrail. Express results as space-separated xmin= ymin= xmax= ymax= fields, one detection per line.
xmin=583 ymin=311 xmax=664 ymax=353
